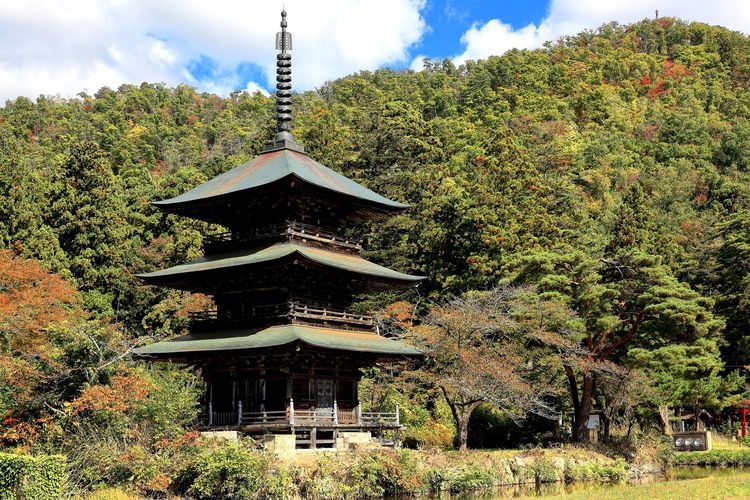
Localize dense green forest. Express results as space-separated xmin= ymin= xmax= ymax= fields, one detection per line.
xmin=3 ymin=16 xmax=750 ymax=493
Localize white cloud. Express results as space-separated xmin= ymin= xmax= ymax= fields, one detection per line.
xmin=6 ymin=0 xmax=750 ymax=102
xmin=244 ymin=81 xmax=270 ymax=97
xmin=0 ymin=0 xmax=427 ymax=102
xmin=409 ymin=55 xmax=429 ymax=72
xmin=454 ymin=0 xmax=750 ymax=65
xmin=456 ymin=20 xmax=553 ymax=64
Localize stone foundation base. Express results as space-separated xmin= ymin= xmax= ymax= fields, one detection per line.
xmin=262 ymin=434 xmax=297 ymax=457
xmin=336 ymin=431 xmax=378 ymax=450
xmin=261 ymin=431 xmax=381 ymax=455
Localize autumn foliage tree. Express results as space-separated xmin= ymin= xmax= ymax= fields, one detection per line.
xmin=415 ymin=287 xmax=571 ymax=450
xmin=0 ymin=250 xmax=134 ymax=448
xmin=0 ymin=250 xmax=79 ymax=418
xmin=0 ymin=250 xmax=78 ymax=350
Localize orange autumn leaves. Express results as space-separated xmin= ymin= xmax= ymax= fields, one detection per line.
xmin=71 ymin=371 xmax=152 ymax=414
xmin=0 ymin=251 xmax=151 ymax=445
xmin=0 ymin=250 xmax=82 ymax=417
xmin=0 ymin=249 xmax=78 ymax=356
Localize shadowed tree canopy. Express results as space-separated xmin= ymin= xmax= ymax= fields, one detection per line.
xmin=412 ymin=286 xmax=574 ymax=450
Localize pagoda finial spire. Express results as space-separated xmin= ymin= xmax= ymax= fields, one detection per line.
xmin=264 ymin=9 xmax=304 ymax=153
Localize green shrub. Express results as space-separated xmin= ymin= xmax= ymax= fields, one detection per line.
xmin=0 ymin=452 xmax=66 ymax=500
xmin=656 ymin=436 xmax=675 ymax=468
xmin=532 ymin=458 xmax=564 ymax=483
xmin=348 ymin=453 xmax=387 ymax=497
xmin=263 ymin=463 xmax=297 ymax=500
xmin=296 ymin=455 xmax=351 ymax=499
xmin=173 ymin=441 xmax=284 ymax=499
xmin=424 ymin=467 xmax=448 ymax=492
xmin=563 ymin=457 xmax=628 ymax=482
xmin=600 ymin=458 xmax=628 ymax=481
xmin=84 ymin=488 xmax=139 ymax=500
xmin=449 ymin=466 xmax=496 ymax=493
xmin=673 ymin=449 xmax=750 ymax=466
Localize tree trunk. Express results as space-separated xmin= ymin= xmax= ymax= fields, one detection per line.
xmin=440 ymin=386 xmax=480 ymax=450
xmin=694 ymin=399 xmax=701 ymax=431
xmin=564 ymin=365 xmax=580 ymax=415
xmin=457 ymin=406 xmax=472 ymax=451
xmin=601 ymin=411 xmax=611 ymax=442
xmin=573 ymin=372 xmax=595 ymax=442
xmin=454 ymin=402 xmax=483 ymax=450
xmin=626 ymin=418 xmax=634 ymax=440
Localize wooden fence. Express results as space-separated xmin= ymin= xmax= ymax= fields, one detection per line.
xmin=200 ymin=400 xmax=399 ymax=428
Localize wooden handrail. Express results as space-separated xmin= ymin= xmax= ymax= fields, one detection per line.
xmin=202 ymin=220 xmax=363 ymax=255
xmin=203 ymin=404 xmax=401 ymax=427
xmin=190 ymin=301 xmax=374 ymax=330
xmin=286 ymin=221 xmax=362 ymax=251
xmin=291 ymin=303 xmax=374 ymax=325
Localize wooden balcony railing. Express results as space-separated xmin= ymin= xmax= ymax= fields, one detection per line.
xmin=285 ymin=221 xmax=362 ymax=253
xmin=189 ymin=300 xmax=374 ymax=331
xmin=203 ymin=221 xmax=362 ymax=255
xmin=199 ymin=400 xmax=400 ymax=429
xmin=290 ymin=303 xmax=374 ymax=326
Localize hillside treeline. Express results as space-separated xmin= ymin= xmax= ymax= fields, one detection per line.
xmin=2 ymin=16 xmax=750 ymax=478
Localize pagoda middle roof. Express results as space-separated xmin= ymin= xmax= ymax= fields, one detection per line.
xmin=132 ymin=324 xmax=422 ymax=357
xmin=153 ymin=148 xmax=409 ymax=211
xmin=136 ymin=241 xmax=423 ymax=284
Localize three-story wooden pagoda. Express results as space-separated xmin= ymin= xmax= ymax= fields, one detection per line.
xmin=134 ymin=10 xmax=422 ymax=449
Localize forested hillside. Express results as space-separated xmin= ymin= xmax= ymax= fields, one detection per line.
xmin=3 ymin=16 xmax=750 ymax=480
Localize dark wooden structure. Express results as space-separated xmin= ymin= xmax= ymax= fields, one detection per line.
xmin=134 ymin=10 xmax=422 ymax=449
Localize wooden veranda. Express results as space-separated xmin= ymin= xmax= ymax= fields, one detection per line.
xmin=199 ymin=399 xmax=401 ymax=448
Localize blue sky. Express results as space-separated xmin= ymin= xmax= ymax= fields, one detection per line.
xmin=0 ymin=0 xmax=749 ymax=102
xmin=417 ymin=0 xmax=550 ymax=60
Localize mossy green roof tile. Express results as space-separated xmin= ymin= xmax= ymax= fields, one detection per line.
xmin=133 ymin=324 xmax=422 ymax=356
xmin=153 ymin=148 xmax=408 ymax=210
xmin=136 ymin=242 xmax=423 ymax=283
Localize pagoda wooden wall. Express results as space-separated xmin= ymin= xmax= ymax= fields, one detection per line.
xmin=202 ymin=349 xmax=364 ymax=413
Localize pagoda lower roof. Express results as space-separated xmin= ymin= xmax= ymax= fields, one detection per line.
xmin=136 ymin=242 xmax=423 ymax=285
xmin=152 ymin=148 xmax=408 ymax=212
xmin=132 ymin=324 xmax=422 ymax=357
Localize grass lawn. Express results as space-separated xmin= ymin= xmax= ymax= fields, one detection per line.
xmin=712 ymin=435 xmax=745 ymax=450
xmin=540 ymin=469 xmax=750 ymax=499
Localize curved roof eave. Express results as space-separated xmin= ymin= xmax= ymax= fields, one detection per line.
xmin=152 ymin=149 xmax=409 ymax=211
xmin=135 ymin=242 xmax=425 ymax=283
xmin=132 ymin=324 xmax=423 ymax=357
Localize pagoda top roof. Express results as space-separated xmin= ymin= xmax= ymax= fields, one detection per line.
xmin=132 ymin=324 xmax=422 ymax=357
xmin=153 ymin=148 xmax=409 ymax=212
xmin=136 ymin=241 xmax=423 ymax=285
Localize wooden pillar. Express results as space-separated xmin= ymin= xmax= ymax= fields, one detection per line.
xmin=232 ymin=379 xmax=236 ymax=410
xmin=237 ymin=401 xmax=243 ymax=426
xmin=395 ymin=404 xmax=400 ymax=426
xmin=208 ymin=383 xmax=213 ymax=426
xmin=311 ymin=427 xmax=317 ymax=449
xmin=333 ymin=400 xmax=338 ymax=425
xmin=357 ymin=401 xmax=363 ymax=426
xmin=289 ymin=398 xmax=295 ymax=426
xmin=742 ymin=408 xmax=748 ymax=438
